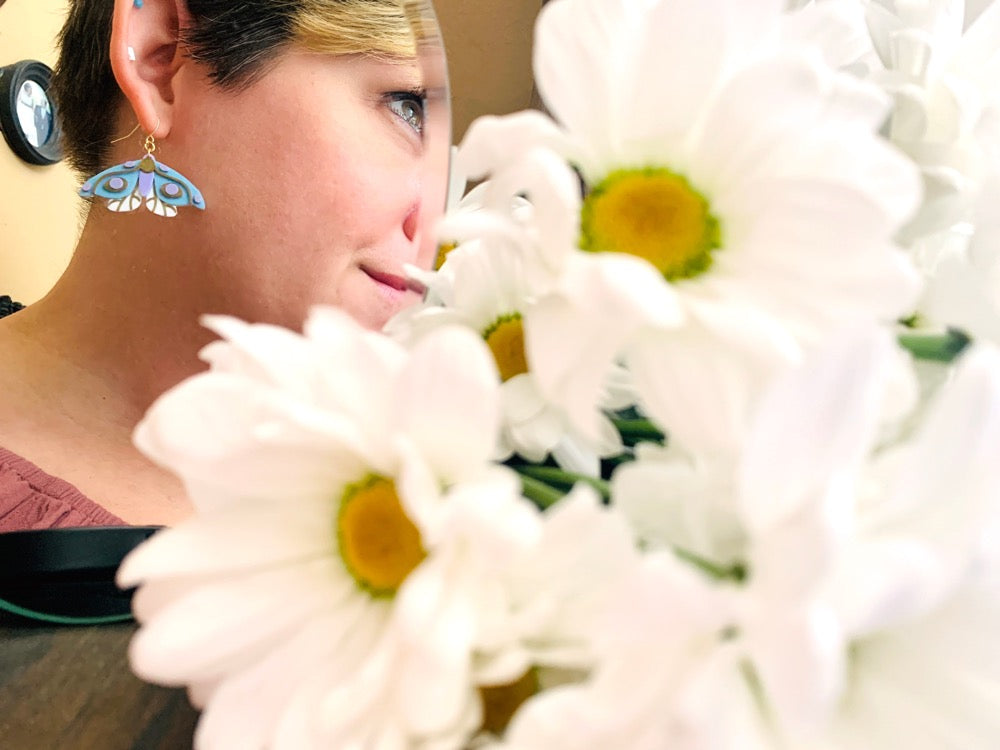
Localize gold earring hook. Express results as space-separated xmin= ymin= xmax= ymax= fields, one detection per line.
xmin=110 ymin=122 xmax=141 ymax=144
xmin=110 ymin=117 xmax=162 ymax=151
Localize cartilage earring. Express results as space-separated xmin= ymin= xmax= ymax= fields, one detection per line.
xmin=79 ymin=129 xmax=205 ymax=217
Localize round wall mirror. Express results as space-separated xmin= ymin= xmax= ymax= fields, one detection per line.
xmin=0 ymin=59 xmax=62 ymax=165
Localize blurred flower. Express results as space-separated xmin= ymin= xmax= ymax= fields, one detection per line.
xmin=862 ymin=0 xmax=1000 ymax=240
xmin=120 ymin=309 xmax=647 ymax=750
xmin=492 ymin=552 xmax=742 ymax=750
xmin=738 ymin=334 xmax=1000 ymax=748
xmin=457 ymin=0 xmax=922 ymax=457
xmin=474 ymin=485 xmax=643 ymax=699
xmin=921 ymin=175 xmax=1000 ymax=340
xmin=782 ymin=0 xmax=874 ymax=69
xmin=521 ymin=329 xmax=1000 ymax=748
xmin=119 ymin=309 xmax=537 ymax=750
xmin=389 ymin=234 xmax=624 ymax=475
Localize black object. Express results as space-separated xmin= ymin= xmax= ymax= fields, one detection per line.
xmin=0 ymin=59 xmax=63 ymax=165
xmin=0 ymin=294 xmax=24 ymax=318
xmin=0 ymin=526 xmax=161 ymax=625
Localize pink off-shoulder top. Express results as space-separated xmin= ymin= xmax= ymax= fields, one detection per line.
xmin=0 ymin=445 xmax=126 ymax=531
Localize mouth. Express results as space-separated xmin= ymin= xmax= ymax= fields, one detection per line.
xmin=361 ymin=265 xmax=426 ymax=295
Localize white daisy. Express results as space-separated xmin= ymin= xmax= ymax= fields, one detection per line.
xmin=388 ymin=229 xmax=624 ymax=475
xmin=457 ymin=0 xmax=922 ymax=457
xmin=601 ymin=327 xmax=1000 ymax=747
xmin=738 ymin=338 xmax=1000 ymax=748
xmin=463 ymin=484 xmax=645 ymax=743
xmin=782 ymin=0 xmax=874 ymax=70
xmin=492 ymin=551 xmax=745 ymax=750
xmin=118 ymin=308 xmax=543 ymax=750
xmin=921 ymin=176 xmax=1000 ymax=341
xmin=862 ymin=0 xmax=1000 ymax=240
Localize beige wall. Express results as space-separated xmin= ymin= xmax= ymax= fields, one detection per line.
xmin=434 ymin=0 xmax=542 ymax=140
xmin=0 ymin=0 xmax=79 ymax=304
xmin=0 ymin=0 xmax=540 ymax=304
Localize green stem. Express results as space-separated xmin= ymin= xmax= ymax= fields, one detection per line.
xmin=610 ymin=417 xmax=665 ymax=444
xmin=515 ymin=469 xmax=748 ymax=582
xmin=898 ymin=329 xmax=970 ymax=363
xmin=672 ymin=547 xmax=747 ymax=583
xmin=513 ymin=464 xmax=611 ymax=500
xmin=517 ymin=474 xmax=567 ymax=510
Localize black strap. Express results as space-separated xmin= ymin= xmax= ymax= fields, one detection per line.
xmin=0 ymin=526 xmax=162 ymax=626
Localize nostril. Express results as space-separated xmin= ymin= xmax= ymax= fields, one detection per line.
xmin=402 ymin=204 xmax=420 ymax=242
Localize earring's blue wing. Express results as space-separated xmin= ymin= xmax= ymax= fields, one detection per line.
xmin=79 ymin=160 xmax=144 ymax=212
xmin=148 ymin=159 xmax=206 ymax=216
xmin=79 ymin=156 xmax=205 ymax=217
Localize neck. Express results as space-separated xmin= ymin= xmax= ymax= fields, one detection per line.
xmin=7 ymin=205 xmax=220 ymax=425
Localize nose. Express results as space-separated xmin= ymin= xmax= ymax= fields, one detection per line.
xmin=402 ymin=202 xmax=420 ymax=243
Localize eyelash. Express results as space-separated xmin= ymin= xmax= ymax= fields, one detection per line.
xmin=385 ymin=90 xmax=426 ymax=138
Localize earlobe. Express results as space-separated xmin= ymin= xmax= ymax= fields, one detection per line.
xmin=109 ymin=0 xmax=186 ymax=139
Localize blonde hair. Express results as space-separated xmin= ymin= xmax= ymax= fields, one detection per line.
xmin=294 ymin=0 xmax=440 ymax=60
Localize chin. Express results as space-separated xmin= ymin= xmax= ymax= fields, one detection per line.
xmin=349 ymin=291 xmax=421 ymax=332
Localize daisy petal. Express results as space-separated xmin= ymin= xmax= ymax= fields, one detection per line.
xmin=625 ymin=0 xmax=757 ymax=149
xmin=746 ymin=602 xmax=846 ymax=735
xmin=128 ymin=558 xmax=350 ymax=685
xmin=134 ymin=374 xmax=368 ymax=511
xmin=884 ymin=343 xmax=1000 ymax=560
xmin=627 ymin=303 xmax=797 ymax=456
xmin=738 ymin=328 xmax=895 ymax=534
xmin=117 ymin=498 xmax=335 ymax=586
xmin=458 ymin=112 xmax=570 ymax=180
xmin=394 ymin=326 xmax=501 ymax=482
xmin=194 ymin=610 xmax=365 ymax=750
xmin=393 ymin=557 xmax=477 ymax=734
xmin=533 ymin=0 xmax=630 ymax=152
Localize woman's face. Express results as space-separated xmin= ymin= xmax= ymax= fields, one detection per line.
xmin=168 ymin=49 xmax=447 ymax=330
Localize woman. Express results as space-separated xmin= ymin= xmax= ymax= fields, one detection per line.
xmin=0 ymin=0 xmax=449 ymax=529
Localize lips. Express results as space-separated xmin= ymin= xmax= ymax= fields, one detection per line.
xmin=361 ymin=266 xmax=409 ymax=291
xmin=361 ymin=265 xmax=426 ymax=295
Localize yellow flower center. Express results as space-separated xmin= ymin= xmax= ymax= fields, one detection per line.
xmin=483 ymin=313 xmax=528 ymax=382
xmin=337 ymin=475 xmax=426 ymax=597
xmin=580 ymin=168 xmax=721 ymax=281
xmin=434 ymin=241 xmax=458 ymax=270
xmin=478 ymin=670 xmax=539 ymax=735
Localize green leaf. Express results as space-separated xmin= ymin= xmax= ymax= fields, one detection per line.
xmin=898 ymin=329 xmax=971 ymax=363
xmin=513 ymin=464 xmax=611 ymax=500
xmin=610 ymin=417 xmax=665 ymax=445
xmin=517 ymin=474 xmax=567 ymax=510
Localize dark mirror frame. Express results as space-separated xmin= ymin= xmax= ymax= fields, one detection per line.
xmin=0 ymin=59 xmax=63 ymax=166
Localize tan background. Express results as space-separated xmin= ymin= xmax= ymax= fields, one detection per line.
xmin=0 ymin=0 xmax=79 ymax=305
xmin=0 ymin=0 xmax=541 ymax=304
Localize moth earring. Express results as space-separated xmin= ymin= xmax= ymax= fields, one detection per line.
xmin=79 ymin=124 xmax=206 ymax=217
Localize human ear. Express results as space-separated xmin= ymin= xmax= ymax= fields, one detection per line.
xmin=109 ymin=0 xmax=190 ymax=138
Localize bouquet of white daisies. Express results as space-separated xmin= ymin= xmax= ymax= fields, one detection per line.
xmin=117 ymin=1 xmax=1000 ymax=748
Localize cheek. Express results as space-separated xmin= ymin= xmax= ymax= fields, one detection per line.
xmin=319 ymin=152 xmax=423 ymax=246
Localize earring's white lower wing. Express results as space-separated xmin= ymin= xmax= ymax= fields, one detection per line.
xmin=108 ymin=191 xmax=144 ymax=212
xmin=145 ymin=195 xmax=179 ymax=218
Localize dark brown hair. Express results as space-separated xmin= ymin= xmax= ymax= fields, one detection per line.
xmin=51 ymin=0 xmax=418 ymax=178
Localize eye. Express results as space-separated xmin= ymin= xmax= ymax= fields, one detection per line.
xmin=386 ymin=91 xmax=425 ymax=137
